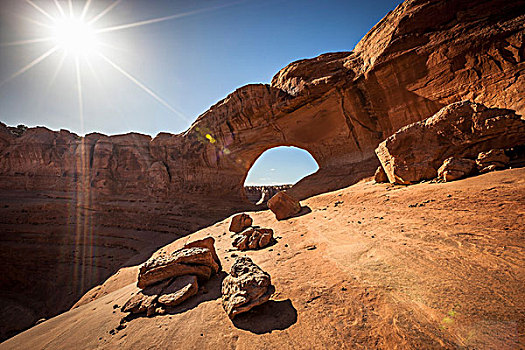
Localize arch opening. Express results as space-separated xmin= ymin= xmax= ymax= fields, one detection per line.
xmin=243 ymin=146 xmax=319 ymax=205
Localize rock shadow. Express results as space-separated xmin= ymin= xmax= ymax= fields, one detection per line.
xmin=121 ymin=271 xmax=227 ymax=324
xmin=231 ymin=299 xmax=297 ymax=334
xmin=165 ymin=271 xmax=227 ymax=315
xmin=287 ymin=205 xmax=312 ymax=219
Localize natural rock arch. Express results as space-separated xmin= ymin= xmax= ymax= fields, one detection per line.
xmin=243 ymin=145 xmax=319 ymax=186
xmin=242 ymin=145 xmax=319 ymax=203
xmin=0 ymin=0 xmax=524 ymax=338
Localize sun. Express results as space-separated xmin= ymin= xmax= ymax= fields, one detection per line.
xmin=50 ymin=17 xmax=99 ymax=56
xmin=0 ymin=0 xmax=239 ymax=120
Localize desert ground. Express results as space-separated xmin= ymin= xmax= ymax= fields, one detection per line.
xmin=2 ymin=168 xmax=523 ymax=349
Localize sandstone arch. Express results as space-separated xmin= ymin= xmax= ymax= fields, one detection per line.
xmin=242 ymin=146 xmax=319 ymax=204
xmin=243 ymin=146 xmax=319 ymax=186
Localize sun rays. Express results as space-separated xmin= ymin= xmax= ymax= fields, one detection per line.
xmin=0 ymin=0 xmax=245 ymax=298
xmin=0 ymin=0 xmax=244 ymax=122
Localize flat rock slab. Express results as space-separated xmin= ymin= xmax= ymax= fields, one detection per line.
xmin=222 ymin=256 xmax=274 ymax=319
xmin=375 ymin=102 xmax=525 ymax=184
xmin=157 ymin=275 xmax=198 ymax=307
xmin=138 ymin=237 xmax=221 ymax=289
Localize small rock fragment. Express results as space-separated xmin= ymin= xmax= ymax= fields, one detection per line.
xmin=229 ymin=213 xmax=253 ymax=233
xmin=374 ymin=165 xmax=388 ymax=183
xmin=121 ymin=279 xmax=171 ymax=314
xmin=476 ymin=149 xmax=509 ymax=173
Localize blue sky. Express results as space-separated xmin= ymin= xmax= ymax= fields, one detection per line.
xmin=0 ymin=0 xmax=402 ymax=185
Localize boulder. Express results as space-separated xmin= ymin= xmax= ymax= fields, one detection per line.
xmin=437 ymin=157 xmax=477 ymax=182
xmin=267 ymin=191 xmax=301 ymax=220
xmin=232 ymin=227 xmax=274 ymax=251
xmin=374 ymin=166 xmax=388 ymax=183
xmin=476 ymin=149 xmax=509 ymax=173
xmin=229 ymin=213 xmax=253 ymax=233
xmin=221 ymin=257 xmax=275 ymax=319
xmin=137 ymin=238 xmax=220 ymax=289
xmin=157 ymin=275 xmax=198 ymax=307
xmin=375 ymin=102 xmax=525 ymax=184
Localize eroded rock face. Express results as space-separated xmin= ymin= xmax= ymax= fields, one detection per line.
xmin=376 ymin=102 xmax=525 ymax=184
xmin=221 ymin=257 xmax=274 ymax=319
xmin=477 ymin=149 xmax=510 ymax=173
xmin=232 ymin=227 xmax=274 ymax=251
xmin=229 ymin=213 xmax=253 ymax=233
xmin=137 ymin=237 xmax=220 ymax=288
xmin=267 ymin=191 xmax=301 ymax=220
xmin=438 ymin=157 xmax=477 ymax=182
xmin=1 ymin=0 xmax=525 ymax=339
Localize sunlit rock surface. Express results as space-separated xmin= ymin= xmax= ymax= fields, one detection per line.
xmin=0 ymin=0 xmax=524 ymax=340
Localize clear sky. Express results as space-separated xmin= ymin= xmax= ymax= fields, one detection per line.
xmin=0 ymin=0 xmax=402 ymax=185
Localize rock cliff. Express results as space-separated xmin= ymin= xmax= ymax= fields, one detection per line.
xmin=0 ymin=0 xmax=524 ymax=340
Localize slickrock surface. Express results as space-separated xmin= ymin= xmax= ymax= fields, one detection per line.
xmin=1 ymin=0 xmax=525 ymax=340
xmin=376 ymin=101 xmax=525 ymax=184
xmin=221 ymin=257 xmax=275 ymax=319
xmin=2 ymin=168 xmax=523 ymax=349
xmin=267 ymin=191 xmax=301 ymax=220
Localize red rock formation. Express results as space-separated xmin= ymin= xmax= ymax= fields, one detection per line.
xmin=0 ymin=0 xmax=524 ymax=340
xmin=375 ymin=101 xmax=525 ymax=184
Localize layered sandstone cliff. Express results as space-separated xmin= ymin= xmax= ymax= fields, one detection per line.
xmin=0 ymin=0 xmax=524 ymax=340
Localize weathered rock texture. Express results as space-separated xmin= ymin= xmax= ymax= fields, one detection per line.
xmin=137 ymin=237 xmax=220 ymax=289
xmin=229 ymin=213 xmax=253 ymax=233
xmin=437 ymin=157 xmax=477 ymax=182
xmin=476 ymin=149 xmax=510 ymax=173
xmin=122 ymin=238 xmax=220 ymax=317
xmin=1 ymin=0 xmax=524 ymax=340
xmin=122 ymin=275 xmax=199 ymax=316
xmin=376 ymin=101 xmax=525 ymax=184
xmin=232 ymin=227 xmax=274 ymax=251
xmin=267 ymin=191 xmax=301 ymax=220
xmin=221 ymin=257 xmax=275 ymax=319
xmin=121 ymin=279 xmax=171 ymax=315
